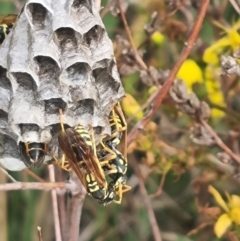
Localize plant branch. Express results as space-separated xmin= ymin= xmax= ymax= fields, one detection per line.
xmin=0 ymin=167 xmax=17 ymax=182
xmin=130 ymin=155 xmax=162 ymax=241
xmin=48 ymin=165 xmax=62 ymax=241
xmin=116 ymin=0 xmax=148 ymax=71
xmin=24 ymin=168 xmax=45 ymax=182
xmin=200 ymin=119 xmax=240 ymax=164
xmin=65 ymin=172 xmax=87 ymax=241
xmin=0 ymin=182 xmax=66 ymax=191
xmin=95 ymin=0 xmax=101 ymax=12
xmin=37 ymin=226 xmax=43 ymax=241
xmin=127 ymin=0 xmax=210 ymax=146
xmin=228 ymin=0 xmax=240 ymax=14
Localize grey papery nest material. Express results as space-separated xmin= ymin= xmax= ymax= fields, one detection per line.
xmin=0 ymin=0 xmax=125 ymax=170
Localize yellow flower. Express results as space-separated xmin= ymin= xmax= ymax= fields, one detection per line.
xmin=203 ymin=20 xmax=240 ymax=65
xmin=151 ymin=32 xmax=165 ymax=45
xmin=177 ymin=59 xmax=203 ymax=92
xmin=203 ymin=38 xmax=230 ymax=65
xmin=208 ymin=185 xmax=240 ymax=238
xmin=204 ymin=66 xmax=225 ymax=118
xmin=121 ymin=94 xmax=143 ymax=120
xmin=213 ymin=20 xmax=240 ymax=51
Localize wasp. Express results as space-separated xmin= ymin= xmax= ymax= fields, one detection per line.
xmin=19 ymin=142 xmax=48 ymax=168
xmin=57 ymin=109 xmax=123 ymax=205
xmin=98 ymin=141 xmax=131 ymax=204
xmin=97 ymin=102 xmax=131 ymax=203
xmin=0 ymin=14 xmax=17 ymax=44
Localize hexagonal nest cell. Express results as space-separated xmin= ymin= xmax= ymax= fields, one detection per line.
xmin=0 ymin=0 xmax=125 ymax=170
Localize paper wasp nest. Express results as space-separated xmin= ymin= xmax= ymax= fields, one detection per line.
xmin=0 ymin=0 xmax=125 ymax=170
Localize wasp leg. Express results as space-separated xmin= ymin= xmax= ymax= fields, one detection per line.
xmin=115 ymin=102 xmax=127 ymax=130
xmin=121 ymin=184 xmax=131 ymax=193
xmin=104 ymin=168 xmax=118 ymax=175
xmin=47 ymin=154 xmax=58 ymax=165
xmin=89 ymin=125 xmax=108 ymax=189
xmin=59 ymin=109 xmax=65 ymax=133
xmin=114 ymin=184 xmax=131 ymax=204
xmin=113 ymin=183 xmax=122 ymax=204
xmin=43 ymin=143 xmax=47 ymax=152
xmin=112 ymin=101 xmax=127 ymax=133
xmin=24 ymin=142 xmax=30 ymax=152
xmin=99 ymin=138 xmax=117 ymax=164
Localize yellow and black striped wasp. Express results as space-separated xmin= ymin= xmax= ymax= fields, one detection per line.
xmin=57 ymin=109 xmax=120 ymax=205
xmin=0 ymin=14 xmax=17 ymax=44
xmin=19 ymin=142 xmax=48 ymax=168
xmin=97 ymin=102 xmax=131 ymax=204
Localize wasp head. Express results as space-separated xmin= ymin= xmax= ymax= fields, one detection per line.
xmin=19 ymin=142 xmax=47 ymax=168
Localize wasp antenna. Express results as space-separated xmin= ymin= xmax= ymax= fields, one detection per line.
xmin=59 ymin=109 xmax=65 ymax=133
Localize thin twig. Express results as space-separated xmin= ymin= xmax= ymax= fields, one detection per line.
xmin=37 ymin=226 xmax=43 ymax=241
xmin=0 ymin=167 xmax=17 ymax=182
xmin=55 ymin=166 xmax=66 ymax=235
xmin=130 ymin=155 xmax=162 ymax=241
xmin=24 ymin=169 xmax=45 ymax=182
xmin=201 ymin=119 xmax=240 ymax=164
xmin=137 ymin=2 xmax=187 ymax=50
xmin=127 ymin=0 xmax=210 ymax=146
xmin=228 ymin=0 xmax=240 ymax=14
xmin=150 ymin=171 xmax=167 ymax=198
xmin=0 ymin=182 xmax=66 ymax=191
xmin=116 ymin=0 xmax=148 ymax=71
xmin=3 ymin=0 xmax=23 ymax=11
xmin=65 ymin=172 xmax=87 ymax=241
xmin=127 ymin=87 xmax=159 ymax=124
xmin=95 ymin=0 xmax=101 ymax=12
xmin=48 ymin=165 xmax=62 ymax=241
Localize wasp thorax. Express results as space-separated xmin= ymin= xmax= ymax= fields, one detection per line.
xmin=19 ymin=142 xmax=47 ymax=168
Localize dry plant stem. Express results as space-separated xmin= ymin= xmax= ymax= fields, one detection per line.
xmin=228 ymin=0 xmax=240 ymax=14
xmin=5 ymin=0 xmax=22 ymax=11
xmin=130 ymin=156 xmax=162 ymax=241
xmin=0 ymin=167 xmax=17 ymax=182
xmin=24 ymin=168 xmax=45 ymax=182
xmin=100 ymin=0 xmax=111 ymax=18
xmin=37 ymin=226 xmax=43 ymax=241
xmin=137 ymin=2 xmax=186 ymax=50
xmin=0 ymin=182 xmax=66 ymax=191
xmin=66 ymin=172 xmax=87 ymax=241
xmin=201 ymin=119 xmax=240 ymax=164
xmin=67 ymin=196 xmax=84 ymax=241
xmin=48 ymin=165 xmax=62 ymax=241
xmin=150 ymin=171 xmax=167 ymax=198
xmin=127 ymin=0 xmax=210 ymax=146
xmin=127 ymin=87 xmax=159 ymax=124
xmin=56 ymin=167 xmax=66 ymax=235
xmin=116 ymin=0 xmax=147 ymax=71
xmin=95 ymin=0 xmax=101 ymax=12
xmin=226 ymin=231 xmax=239 ymax=241
xmin=187 ymin=222 xmax=212 ymax=236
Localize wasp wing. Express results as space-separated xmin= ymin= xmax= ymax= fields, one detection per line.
xmin=58 ymin=130 xmax=87 ymax=188
xmin=0 ymin=14 xmax=18 ymax=25
xmin=60 ymin=128 xmax=107 ymax=189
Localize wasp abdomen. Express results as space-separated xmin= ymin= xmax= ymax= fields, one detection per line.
xmin=86 ymin=173 xmax=106 ymax=200
xmin=74 ymin=125 xmax=93 ymax=151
